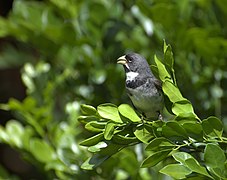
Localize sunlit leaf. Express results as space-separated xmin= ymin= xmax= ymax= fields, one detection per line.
xmin=88 ymin=142 xmax=108 ymax=153
xmin=97 ymin=103 xmax=122 ymax=123
xmin=118 ymin=104 xmax=141 ymax=122
xmin=172 ymin=100 xmax=196 ymax=117
xmin=80 ymin=104 xmax=97 ymax=115
xmin=85 ymin=121 xmax=106 ymax=132
xmin=160 ymin=164 xmax=192 ymax=179
xmin=30 ymin=138 xmax=56 ymax=163
xmin=104 ymin=122 xmax=115 ymax=140
xmin=133 ymin=124 xmax=154 ymax=144
xmin=185 ymin=158 xmax=212 ymax=178
xmin=162 ymin=80 xmax=186 ymax=103
xmin=154 ymin=55 xmax=171 ymax=82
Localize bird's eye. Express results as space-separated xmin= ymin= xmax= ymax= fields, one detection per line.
xmin=127 ymin=57 xmax=132 ymax=62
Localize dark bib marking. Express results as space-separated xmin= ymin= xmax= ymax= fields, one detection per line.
xmin=126 ymin=78 xmax=147 ymax=89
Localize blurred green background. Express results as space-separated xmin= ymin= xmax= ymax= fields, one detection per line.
xmin=0 ymin=0 xmax=226 ymax=179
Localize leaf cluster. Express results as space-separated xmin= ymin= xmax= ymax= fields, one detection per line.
xmin=79 ymin=42 xmax=227 ymax=179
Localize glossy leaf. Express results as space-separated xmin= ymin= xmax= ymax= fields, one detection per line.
xmin=160 ymin=164 xmax=192 ymax=179
xmin=145 ymin=137 xmax=175 ymax=151
xmin=164 ymin=44 xmax=174 ymax=70
xmin=202 ymin=116 xmax=223 ymax=138
xmin=172 ymin=100 xmax=195 ymax=117
xmin=172 ymin=152 xmax=193 ymax=165
xmin=77 ymin=116 xmax=100 ymax=124
xmin=133 ymin=124 xmax=154 ymax=144
xmin=162 ymin=121 xmax=188 ymax=140
xmin=88 ymin=142 xmax=108 ymax=153
xmin=104 ymin=122 xmax=115 ymax=140
xmin=81 ymin=154 xmax=110 ymax=170
xmin=79 ymin=133 xmax=104 ymax=146
xmin=162 ymin=80 xmax=186 ymax=103
xmin=173 ymin=152 xmax=213 ymax=178
xmin=185 ymin=158 xmax=212 ymax=178
xmin=154 ymin=55 xmax=172 ymax=82
xmin=85 ymin=121 xmax=106 ymax=132
xmin=80 ymin=104 xmax=97 ymax=115
xmin=82 ymin=143 xmax=126 ymax=170
xmin=118 ymin=104 xmax=141 ymax=122
xmin=182 ymin=122 xmax=203 ymax=140
xmin=141 ymin=149 xmax=171 ymax=168
xmin=97 ymin=103 xmax=122 ymax=123
xmin=112 ymin=134 xmax=138 ymax=145
xmin=205 ymin=144 xmax=226 ymax=167
xmin=174 ymin=113 xmax=198 ymax=122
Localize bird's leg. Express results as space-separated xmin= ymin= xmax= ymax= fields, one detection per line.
xmin=158 ymin=111 xmax=163 ymax=120
xmin=141 ymin=112 xmax=147 ymax=124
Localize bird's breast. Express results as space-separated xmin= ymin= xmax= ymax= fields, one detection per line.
xmin=126 ymin=81 xmax=164 ymax=117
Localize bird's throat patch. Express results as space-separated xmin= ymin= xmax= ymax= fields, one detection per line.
xmin=126 ymin=72 xmax=139 ymax=82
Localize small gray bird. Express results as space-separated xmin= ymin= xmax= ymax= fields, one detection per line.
xmin=117 ymin=53 xmax=164 ymax=120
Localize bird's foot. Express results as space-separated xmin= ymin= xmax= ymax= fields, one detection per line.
xmin=158 ymin=112 xmax=163 ymax=120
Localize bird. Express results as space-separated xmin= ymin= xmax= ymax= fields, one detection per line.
xmin=117 ymin=52 xmax=164 ymax=120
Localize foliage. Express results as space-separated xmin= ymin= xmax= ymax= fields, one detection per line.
xmin=79 ymin=43 xmax=227 ymax=179
xmin=0 ymin=0 xmax=226 ymax=179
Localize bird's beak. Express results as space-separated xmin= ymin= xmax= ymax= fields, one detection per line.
xmin=117 ymin=55 xmax=127 ymax=65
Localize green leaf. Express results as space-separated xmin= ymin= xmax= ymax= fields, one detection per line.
xmin=80 ymin=104 xmax=97 ymax=115
xmin=88 ymin=142 xmax=108 ymax=153
xmin=182 ymin=122 xmax=203 ymax=140
xmin=164 ymin=44 xmax=174 ymax=69
xmin=204 ymin=144 xmax=226 ymax=179
xmin=79 ymin=133 xmax=104 ymax=146
xmin=104 ymin=122 xmax=115 ymax=140
xmin=30 ymin=138 xmax=56 ymax=163
xmin=78 ymin=116 xmax=100 ymax=124
xmin=141 ymin=149 xmax=171 ymax=168
xmin=162 ymin=121 xmax=188 ymax=140
xmin=118 ymin=104 xmax=141 ymax=122
xmin=163 ymin=39 xmax=168 ymax=53
xmin=112 ymin=134 xmax=138 ymax=145
xmin=204 ymin=143 xmax=226 ymax=169
xmin=81 ymin=154 xmax=109 ymax=170
xmin=173 ymin=152 xmax=213 ymax=179
xmin=97 ymin=103 xmax=122 ymax=123
xmin=160 ymin=164 xmax=192 ymax=179
xmin=172 ymin=152 xmax=193 ymax=165
xmin=174 ymin=112 xmax=198 ymax=122
xmin=145 ymin=137 xmax=175 ymax=151
xmin=133 ymin=124 xmax=154 ymax=144
xmin=162 ymin=80 xmax=186 ymax=103
xmin=6 ymin=120 xmax=24 ymax=148
xmin=150 ymin=65 xmax=159 ymax=79
xmin=154 ymin=55 xmax=171 ymax=82
xmin=81 ymin=143 xmax=126 ymax=170
xmin=172 ymin=100 xmax=196 ymax=117
xmin=185 ymin=158 xmax=212 ymax=178
xmin=85 ymin=121 xmax=106 ymax=132
xmin=202 ymin=116 xmax=223 ymax=138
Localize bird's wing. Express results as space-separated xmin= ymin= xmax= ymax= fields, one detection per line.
xmin=153 ymin=79 xmax=162 ymax=90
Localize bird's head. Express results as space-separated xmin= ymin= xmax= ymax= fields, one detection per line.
xmin=117 ymin=53 xmax=152 ymax=75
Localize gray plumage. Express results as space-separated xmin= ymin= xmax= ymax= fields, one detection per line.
xmin=117 ymin=53 xmax=164 ymax=119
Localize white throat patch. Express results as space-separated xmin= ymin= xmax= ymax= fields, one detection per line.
xmin=126 ymin=71 xmax=139 ymax=81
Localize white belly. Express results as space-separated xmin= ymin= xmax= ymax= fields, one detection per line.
xmin=127 ymin=86 xmax=163 ymax=118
